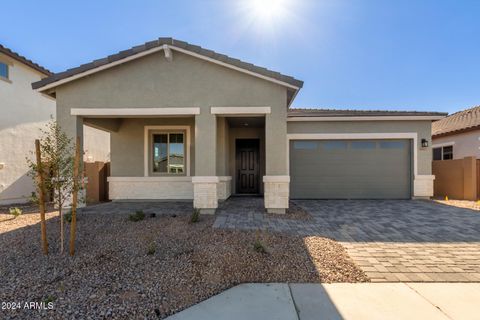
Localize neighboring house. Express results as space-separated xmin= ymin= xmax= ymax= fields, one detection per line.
xmin=432 ymin=105 xmax=480 ymax=160
xmin=32 ymin=38 xmax=446 ymax=213
xmin=0 ymin=44 xmax=109 ymax=205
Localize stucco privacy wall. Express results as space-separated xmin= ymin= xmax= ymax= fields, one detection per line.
xmin=288 ymin=120 xmax=434 ymax=197
xmin=433 ymin=130 xmax=480 ymax=159
xmin=0 ymin=53 xmax=55 ymax=204
xmin=54 ymin=49 xmax=289 ymax=205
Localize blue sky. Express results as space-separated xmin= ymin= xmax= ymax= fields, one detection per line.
xmin=2 ymin=0 xmax=479 ymax=114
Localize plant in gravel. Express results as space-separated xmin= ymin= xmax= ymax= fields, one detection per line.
xmin=9 ymin=207 xmax=22 ymax=218
xmin=253 ymin=239 xmax=267 ymax=254
xmin=128 ymin=210 xmax=145 ymax=222
xmin=190 ymin=208 xmax=200 ymax=223
xmin=27 ymin=119 xmax=82 ymax=254
xmin=147 ymin=243 xmax=156 ymax=255
xmin=253 ymin=230 xmax=268 ymax=254
xmin=43 ymin=295 xmax=55 ymax=304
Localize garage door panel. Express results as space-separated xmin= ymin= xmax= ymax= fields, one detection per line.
xmin=290 ymin=139 xmax=411 ymax=199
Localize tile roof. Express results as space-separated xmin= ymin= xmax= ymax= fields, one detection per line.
xmin=432 ymin=105 xmax=480 ymax=137
xmin=0 ymin=44 xmax=51 ymax=76
xmin=32 ymin=37 xmax=303 ymax=90
xmin=288 ymin=108 xmax=447 ymax=117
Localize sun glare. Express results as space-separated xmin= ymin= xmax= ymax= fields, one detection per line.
xmin=237 ymin=0 xmax=293 ymax=33
xmin=248 ymin=0 xmax=289 ymax=21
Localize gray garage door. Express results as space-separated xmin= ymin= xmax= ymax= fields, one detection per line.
xmin=290 ymin=139 xmax=412 ymax=199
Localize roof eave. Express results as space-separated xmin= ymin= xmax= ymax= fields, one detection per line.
xmin=432 ymin=124 xmax=480 ymax=138
xmin=0 ymin=45 xmax=51 ymax=76
xmin=287 ymin=115 xmax=446 ymax=121
xmin=32 ymin=42 xmax=303 ymax=94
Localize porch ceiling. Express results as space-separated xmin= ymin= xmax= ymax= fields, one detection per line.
xmin=227 ymin=117 xmax=265 ymax=128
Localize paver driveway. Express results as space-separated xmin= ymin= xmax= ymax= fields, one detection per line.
xmin=214 ymin=198 xmax=480 ymax=282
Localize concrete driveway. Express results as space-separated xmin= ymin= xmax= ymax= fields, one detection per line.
xmin=215 ymin=198 xmax=480 ymax=282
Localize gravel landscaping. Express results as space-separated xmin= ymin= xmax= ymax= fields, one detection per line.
xmin=0 ymin=204 xmax=367 ymax=319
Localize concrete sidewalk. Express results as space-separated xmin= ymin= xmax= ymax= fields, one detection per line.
xmin=166 ymin=283 xmax=480 ymax=320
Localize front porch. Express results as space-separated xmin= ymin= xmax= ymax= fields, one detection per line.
xmin=74 ymin=107 xmax=289 ymax=213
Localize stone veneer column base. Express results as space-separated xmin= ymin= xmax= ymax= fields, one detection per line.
xmin=217 ymin=176 xmax=232 ymax=201
xmin=413 ymin=175 xmax=435 ymax=198
xmin=192 ymin=176 xmax=219 ymax=214
xmin=263 ymin=175 xmax=290 ymax=214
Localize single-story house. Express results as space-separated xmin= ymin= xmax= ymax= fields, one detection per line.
xmin=432 ymin=105 xmax=480 ymax=160
xmin=32 ymin=38 xmax=446 ymax=213
xmin=0 ymin=44 xmax=109 ymax=205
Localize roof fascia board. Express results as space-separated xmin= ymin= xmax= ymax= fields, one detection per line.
xmin=71 ymin=107 xmax=200 ymax=117
xmin=35 ymin=44 xmax=300 ymax=92
xmin=287 ymin=115 xmax=445 ymax=121
xmin=35 ymin=45 xmax=166 ymax=92
xmin=168 ymin=45 xmax=300 ymax=90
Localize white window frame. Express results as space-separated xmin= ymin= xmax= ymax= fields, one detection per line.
xmin=144 ymin=126 xmax=191 ymax=177
xmin=0 ymin=61 xmax=10 ymax=81
xmin=433 ymin=145 xmax=454 ymax=160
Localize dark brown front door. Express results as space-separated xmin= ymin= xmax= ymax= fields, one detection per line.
xmin=236 ymin=139 xmax=260 ymax=194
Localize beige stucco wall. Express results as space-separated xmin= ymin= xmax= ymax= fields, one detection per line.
xmin=433 ymin=130 xmax=480 ymax=160
xmin=287 ymin=120 xmax=433 ymax=175
xmin=216 ymin=117 xmax=229 ymax=177
xmin=54 ymin=50 xmax=289 ymax=178
xmin=0 ymin=53 xmax=55 ymax=204
xmin=84 ymin=125 xmax=110 ymax=162
xmin=110 ymin=117 xmax=195 ymax=177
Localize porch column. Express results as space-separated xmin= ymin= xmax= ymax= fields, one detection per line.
xmin=193 ymin=112 xmax=218 ymax=214
xmin=57 ymin=105 xmax=85 ymax=207
xmin=264 ymin=112 xmax=289 ymax=214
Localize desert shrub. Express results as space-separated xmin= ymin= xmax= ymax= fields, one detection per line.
xmin=147 ymin=243 xmax=156 ymax=255
xmin=43 ymin=295 xmax=55 ymax=304
xmin=253 ymin=239 xmax=267 ymax=253
xmin=9 ymin=207 xmax=22 ymax=218
xmin=128 ymin=210 xmax=145 ymax=222
xmin=190 ymin=208 xmax=200 ymax=223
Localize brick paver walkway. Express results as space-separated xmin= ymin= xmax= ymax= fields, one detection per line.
xmin=214 ymin=197 xmax=480 ymax=282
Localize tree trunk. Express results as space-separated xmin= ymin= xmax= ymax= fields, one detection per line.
xmin=35 ymin=140 xmax=48 ymax=255
xmin=69 ymin=136 xmax=80 ymax=256
xmin=59 ymin=185 xmax=64 ymax=254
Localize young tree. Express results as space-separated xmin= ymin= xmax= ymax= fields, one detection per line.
xmin=69 ymin=136 xmax=81 ymax=256
xmin=34 ymin=139 xmax=48 ymax=255
xmin=27 ymin=120 xmax=76 ymax=254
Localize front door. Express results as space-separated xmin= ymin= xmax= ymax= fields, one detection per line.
xmin=236 ymin=139 xmax=260 ymax=194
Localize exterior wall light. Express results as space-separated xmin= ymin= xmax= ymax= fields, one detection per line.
xmin=421 ymin=139 xmax=429 ymax=148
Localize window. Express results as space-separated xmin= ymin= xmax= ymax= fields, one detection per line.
xmin=0 ymin=62 xmax=8 ymax=80
xmin=351 ymin=141 xmax=376 ymax=149
xmin=380 ymin=141 xmax=406 ymax=149
xmin=323 ymin=141 xmax=348 ymax=150
xmin=152 ymin=132 xmax=185 ymax=174
xmin=293 ymin=141 xmax=317 ymax=150
xmin=442 ymin=146 xmax=453 ymax=160
xmin=433 ymin=145 xmax=453 ymax=160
